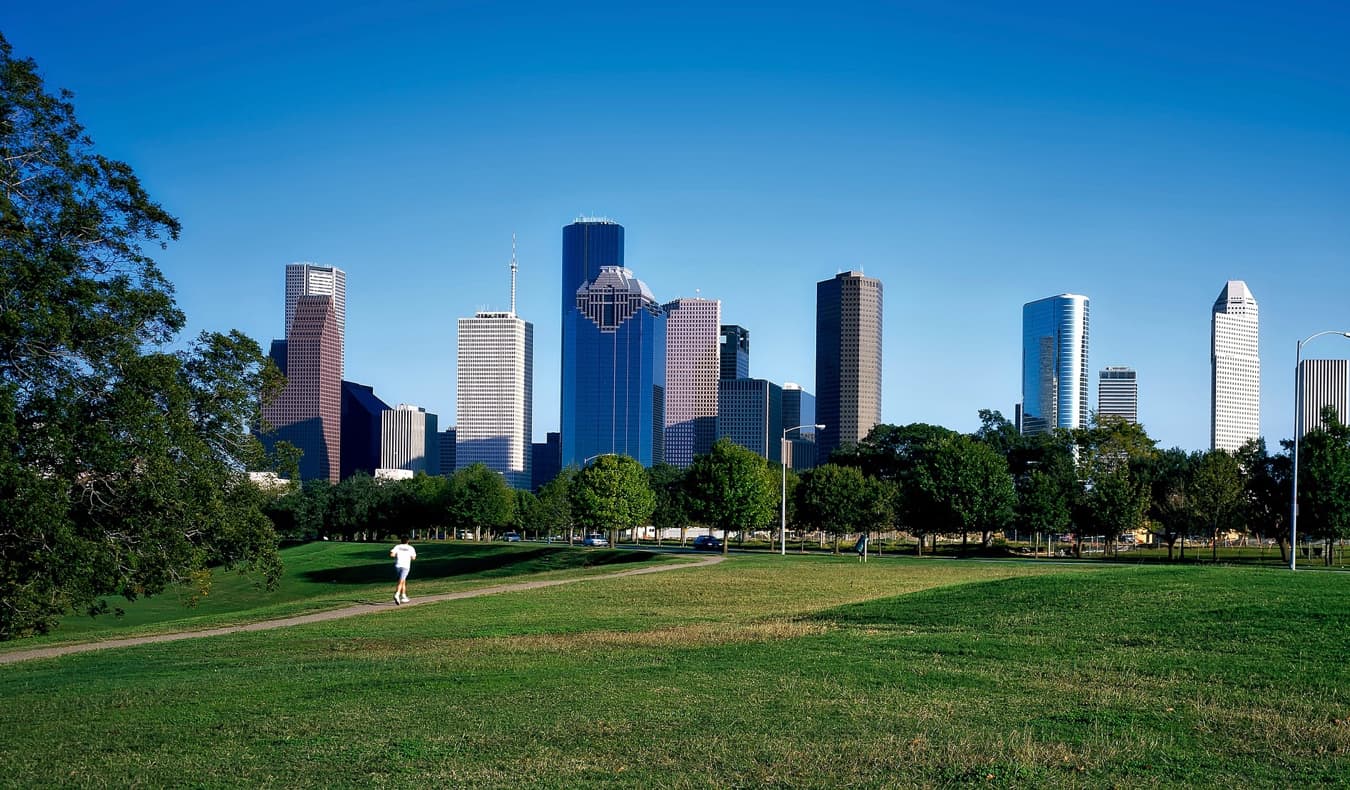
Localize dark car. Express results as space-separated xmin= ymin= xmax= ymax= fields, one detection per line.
xmin=692 ymin=535 xmax=723 ymax=551
xmin=501 ymin=532 xmax=522 ymax=542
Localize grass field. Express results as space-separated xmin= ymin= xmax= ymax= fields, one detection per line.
xmin=2 ymin=544 xmax=1347 ymax=787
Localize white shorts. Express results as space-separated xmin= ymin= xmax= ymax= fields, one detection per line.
xmin=396 ymin=566 xmax=410 ymax=581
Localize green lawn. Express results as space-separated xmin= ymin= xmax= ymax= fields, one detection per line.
xmin=2 ymin=547 xmax=1347 ymax=787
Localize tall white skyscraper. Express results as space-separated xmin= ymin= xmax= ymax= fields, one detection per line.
xmin=1098 ymin=366 xmax=1138 ymax=424
xmin=1020 ymin=293 xmax=1089 ymax=435
xmin=380 ymin=404 xmax=437 ymax=474
xmin=663 ymin=297 xmax=721 ymax=468
xmin=456 ymin=244 xmax=533 ymax=488
xmin=285 ymin=262 xmax=346 ymax=374
xmin=1211 ymin=280 xmax=1260 ymax=452
xmin=1297 ymin=359 xmax=1349 ymax=437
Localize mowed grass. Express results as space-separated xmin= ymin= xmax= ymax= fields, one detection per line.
xmin=1 ymin=541 xmax=669 ymax=649
xmin=2 ymin=551 xmax=1347 ymax=787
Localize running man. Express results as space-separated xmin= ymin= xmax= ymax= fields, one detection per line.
xmin=390 ymin=537 xmax=416 ymax=604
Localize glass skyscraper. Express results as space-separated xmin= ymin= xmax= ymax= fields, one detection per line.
xmin=562 ymin=265 xmax=667 ymax=467
xmin=1020 ymin=293 xmax=1090 ymax=436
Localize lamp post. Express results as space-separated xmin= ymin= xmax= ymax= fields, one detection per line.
xmin=781 ymin=423 xmax=825 ymax=556
xmin=1290 ymin=331 xmax=1350 ymax=571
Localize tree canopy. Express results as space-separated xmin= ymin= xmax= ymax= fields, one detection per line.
xmin=0 ymin=35 xmax=280 ymax=638
xmin=685 ymin=438 xmax=778 ymax=555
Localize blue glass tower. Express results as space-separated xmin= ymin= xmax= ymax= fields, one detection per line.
xmin=1020 ymin=293 xmax=1090 ymax=435
xmin=562 ymin=219 xmax=624 ymax=314
xmin=562 ymin=266 xmax=667 ymax=467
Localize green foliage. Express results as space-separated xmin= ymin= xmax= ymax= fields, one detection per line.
xmin=685 ymin=438 xmax=777 ymax=553
xmin=796 ymin=464 xmax=890 ymax=551
xmin=920 ymin=435 xmax=1016 ymax=549
xmin=528 ymin=467 xmax=575 ymax=538
xmin=1191 ymin=449 xmax=1244 ymax=560
xmin=1297 ymin=409 xmax=1350 ymax=563
xmin=0 ymin=36 xmax=279 ymax=638
xmin=1075 ymin=415 xmax=1156 ymax=550
xmin=647 ymin=463 xmax=692 ymax=541
xmin=570 ymin=455 xmax=655 ymax=545
xmin=449 ymin=464 xmax=518 ymax=538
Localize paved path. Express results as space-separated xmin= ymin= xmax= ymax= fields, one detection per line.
xmin=0 ymin=554 xmax=724 ymax=666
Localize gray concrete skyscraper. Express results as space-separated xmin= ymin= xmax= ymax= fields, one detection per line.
xmin=815 ymin=271 xmax=883 ymax=460
xmin=1021 ymin=294 xmax=1090 ymax=436
xmin=664 ymin=297 xmax=721 ymax=468
xmin=1211 ymin=280 xmax=1260 ymax=451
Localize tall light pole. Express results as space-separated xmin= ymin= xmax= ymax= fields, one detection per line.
xmin=1290 ymin=331 xmax=1350 ymax=571
xmin=782 ymin=424 xmax=825 ymax=555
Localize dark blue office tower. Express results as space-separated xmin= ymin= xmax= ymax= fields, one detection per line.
xmin=561 ymin=266 xmax=666 ymax=467
xmin=562 ymin=219 xmax=624 ymax=312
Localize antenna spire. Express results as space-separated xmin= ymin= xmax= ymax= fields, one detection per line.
xmin=509 ymin=233 xmax=518 ymax=316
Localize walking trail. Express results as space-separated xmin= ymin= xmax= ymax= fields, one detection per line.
xmin=0 ymin=554 xmax=725 ymax=666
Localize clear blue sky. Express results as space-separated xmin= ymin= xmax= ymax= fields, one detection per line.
xmin=8 ymin=1 xmax=1349 ymax=450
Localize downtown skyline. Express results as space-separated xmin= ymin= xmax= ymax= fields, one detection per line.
xmin=7 ymin=3 xmax=1347 ymax=452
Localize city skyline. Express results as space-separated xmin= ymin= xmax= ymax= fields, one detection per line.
xmin=8 ymin=5 xmax=1346 ymax=452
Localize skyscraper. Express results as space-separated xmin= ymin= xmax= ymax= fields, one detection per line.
xmin=456 ymin=245 xmax=533 ymax=489
xmin=438 ymin=428 xmax=456 ymax=478
xmin=718 ymin=378 xmax=784 ymax=462
xmin=664 ymin=297 xmax=721 ymax=468
xmin=532 ymin=432 xmax=562 ymax=491
xmin=340 ymin=380 xmax=389 ymax=479
xmin=286 ymin=263 xmax=346 ymax=371
xmin=562 ymin=265 xmax=667 ymax=467
xmin=262 ymin=293 xmax=342 ymax=482
xmin=380 ymin=404 xmax=438 ymax=474
xmin=1021 ymin=293 xmax=1090 ymax=436
xmin=1211 ymin=280 xmax=1260 ymax=452
xmin=719 ymin=325 xmax=750 ymax=380
xmin=781 ymin=382 xmax=818 ymax=470
xmin=1297 ymin=359 xmax=1348 ymax=437
xmin=1097 ymin=366 xmax=1138 ymax=424
xmin=815 ymin=271 xmax=883 ymax=460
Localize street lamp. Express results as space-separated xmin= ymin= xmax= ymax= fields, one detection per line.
xmin=1290 ymin=330 xmax=1350 ymax=571
xmin=781 ymin=423 xmax=825 ymax=556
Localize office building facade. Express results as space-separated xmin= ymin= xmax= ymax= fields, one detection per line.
xmin=262 ymin=294 xmax=342 ymax=482
xmin=1021 ymin=293 xmax=1090 ymax=436
xmin=532 ymin=432 xmax=562 ymax=491
xmin=380 ymin=404 xmax=437 ymax=474
xmin=286 ymin=263 xmax=346 ymax=369
xmin=456 ymin=310 xmax=533 ymax=489
xmin=815 ymin=271 xmax=883 ymax=460
xmin=1211 ymin=280 xmax=1260 ymax=451
xmin=719 ymin=325 xmax=750 ymax=380
xmin=781 ymin=382 xmax=818 ymax=470
xmin=562 ymin=265 xmax=666 ymax=467
xmin=1097 ymin=367 xmax=1138 ymax=424
xmin=340 ymin=380 xmax=389 ymax=479
xmin=438 ymin=428 xmax=456 ymax=478
xmin=1298 ymin=359 xmax=1349 ymax=437
xmin=664 ymin=298 xmax=721 ymax=467
xmin=718 ymin=378 xmax=784 ymax=462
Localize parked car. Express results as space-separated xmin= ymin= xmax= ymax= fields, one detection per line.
xmin=457 ymin=529 xmax=475 ymax=540
xmin=692 ymin=535 xmax=723 ymax=551
xmin=582 ymin=534 xmax=609 ymax=547
xmin=501 ymin=532 xmax=522 ymax=542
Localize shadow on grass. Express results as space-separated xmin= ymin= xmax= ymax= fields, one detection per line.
xmin=303 ymin=545 xmax=657 ymax=585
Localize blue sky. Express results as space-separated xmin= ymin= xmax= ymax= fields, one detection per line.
xmin=7 ymin=1 xmax=1349 ymax=450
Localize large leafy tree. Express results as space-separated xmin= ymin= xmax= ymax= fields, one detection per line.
xmin=1236 ymin=438 xmax=1289 ymax=561
xmin=570 ymin=455 xmax=655 ymax=547
xmin=532 ymin=467 xmax=576 ymax=542
xmin=1190 ymin=449 xmax=1244 ymax=561
xmin=0 ymin=35 xmax=281 ymax=638
xmin=1296 ymin=409 xmax=1350 ymax=565
xmin=685 ymin=438 xmax=778 ymax=555
xmin=795 ymin=463 xmax=886 ymax=554
xmin=1139 ymin=448 xmax=1200 ymax=560
xmin=448 ymin=464 xmax=517 ymax=540
xmin=919 ymin=435 xmax=1016 ymax=553
xmin=1075 ymin=416 xmax=1156 ymax=556
xmin=837 ymin=423 xmax=957 ymax=551
xmin=647 ymin=463 xmax=691 ymax=546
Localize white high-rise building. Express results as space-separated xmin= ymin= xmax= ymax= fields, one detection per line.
xmin=456 ymin=243 xmax=533 ymax=488
xmin=380 ymin=404 xmax=437 ymax=474
xmin=662 ymin=297 xmax=721 ymax=468
xmin=285 ymin=262 xmax=346 ymax=373
xmin=1297 ymin=359 xmax=1349 ymax=437
xmin=1098 ymin=366 xmax=1138 ymax=424
xmin=1211 ymin=280 xmax=1260 ymax=452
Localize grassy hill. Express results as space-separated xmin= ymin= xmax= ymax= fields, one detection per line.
xmin=1 ymin=548 xmax=1345 ymax=786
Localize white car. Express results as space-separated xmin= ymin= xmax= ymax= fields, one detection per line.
xmin=582 ymin=534 xmax=609 ymax=547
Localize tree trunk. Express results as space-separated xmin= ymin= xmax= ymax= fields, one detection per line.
xmin=960 ymin=531 xmax=968 ymax=557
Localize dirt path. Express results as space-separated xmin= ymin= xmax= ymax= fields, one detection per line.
xmin=0 ymin=554 xmax=725 ymax=666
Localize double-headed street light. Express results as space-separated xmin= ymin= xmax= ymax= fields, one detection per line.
xmin=1290 ymin=331 xmax=1350 ymax=571
xmin=782 ymin=424 xmax=825 ymax=556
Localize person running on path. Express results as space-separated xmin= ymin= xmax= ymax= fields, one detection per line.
xmin=390 ymin=537 xmax=416 ymax=604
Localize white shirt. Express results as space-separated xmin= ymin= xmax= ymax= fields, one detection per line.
xmin=391 ymin=543 xmax=416 ymax=569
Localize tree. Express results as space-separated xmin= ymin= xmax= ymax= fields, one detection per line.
xmin=1190 ymin=450 xmax=1244 ymax=561
xmin=0 ymin=36 xmax=280 ymax=638
xmin=1075 ymin=416 xmax=1157 ymax=555
xmin=685 ymin=438 xmax=778 ymax=556
xmin=837 ymin=423 xmax=958 ymax=552
xmin=647 ymin=464 xmax=691 ymax=546
xmin=1139 ymin=448 xmax=1199 ymax=560
xmin=532 ymin=467 xmax=576 ymax=542
xmin=1236 ymin=439 xmax=1289 ymax=561
xmin=919 ymin=435 xmax=1016 ymax=553
xmin=448 ymin=464 xmax=517 ymax=540
xmin=1296 ymin=409 xmax=1350 ymax=565
xmin=570 ymin=455 xmax=655 ymax=547
xmin=795 ymin=464 xmax=875 ymax=553
xmin=1017 ymin=469 xmax=1071 ymax=554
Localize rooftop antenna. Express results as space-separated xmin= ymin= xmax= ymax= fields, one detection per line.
xmin=509 ymin=233 xmax=518 ymax=317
